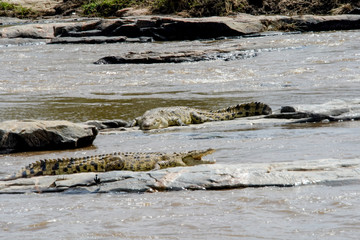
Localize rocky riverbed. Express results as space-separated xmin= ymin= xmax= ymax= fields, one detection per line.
xmin=2 ymin=14 xmax=360 ymax=42
xmin=2 ymin=14 xmax=360 ymax=64
xmin=1 ymin=14 xmax=360 ymax=237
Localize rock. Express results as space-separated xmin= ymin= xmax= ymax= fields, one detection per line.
xmin=280 ymin=106 xmax=297 ymax=113
xmin=94 ymin=48 xmax=258 ymax=64
xmin=139 ymin=16 xmax=264 ymax=41
xmin=50 ymin=36 xmax=127 ymax=44
xmin=260 ymin=14 xmax=360 ymax=32
xmin=85 ymin=119 xmax=130 ymax=130
xmin=0 ymin=120 xmax=98 ymax=153
xmin=299 ymin=14 xmax=360 ymax=31
xmin=52 ymin=20 xmax=105 ymax=37
xmin=0 ymin=22 xmax=78 ymax=39
xmin=266 ymin=104 xmax=360 ymax=123
xmin=1 ymin=158 xmax=359 ymax=194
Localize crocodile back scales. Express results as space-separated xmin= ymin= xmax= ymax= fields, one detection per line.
xmin=2 ymin=149 xmax=215 ymax=180
xmin=137 ymin=102 xmax=272 ymax=129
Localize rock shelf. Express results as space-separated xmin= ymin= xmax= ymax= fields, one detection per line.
xmin=1 ymin=158 xmax=359 ymax=194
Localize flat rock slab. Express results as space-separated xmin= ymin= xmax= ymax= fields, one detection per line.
xmin=0 ymin=22 xmax=77 ymax=39
xmin=0 ymin=120 xmax=98 ymax=153
xmin=1 ymin=159 xmax=359 ymax=194
xmin=49 ymin=36 xmax=153 ymax=44
xmin=49 ymin=36 xmax=128 ymax=44
xmin=95 ymin=48 xmax=258 ymax=64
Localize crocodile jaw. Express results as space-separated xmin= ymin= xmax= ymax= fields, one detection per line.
xmin=182 ymin=148 xmax=216 ymax=166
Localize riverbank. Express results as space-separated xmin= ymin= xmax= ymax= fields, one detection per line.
xmin=1 ymin=0 xmax=360 ymax=18
xmin=2 ymin=14 xmax=360 ymax=45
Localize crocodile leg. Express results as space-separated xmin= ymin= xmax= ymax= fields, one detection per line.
xmin=190 ymin=111 xmax=212 ymax=123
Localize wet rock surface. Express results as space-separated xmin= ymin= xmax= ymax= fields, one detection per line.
xmin=260 ymin=14 xmax=360 ymax=32
xmin=94 ymin=48 xmax=258 ymax=64
xmin=1 ymin=159 xmax=359 ymax=194
xmin=0 ymin=120 xmax=98 ymax=153
xmin=84 ymin=119 xmax=130 ymax=130
xmin=266 ymin=105 xmax=360 ymax=123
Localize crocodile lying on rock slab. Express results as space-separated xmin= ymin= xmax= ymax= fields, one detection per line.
xmin=132 ymin=102 xmax=272 ymax=130
xmin=0 ymin=149 xmax=215 ymax=181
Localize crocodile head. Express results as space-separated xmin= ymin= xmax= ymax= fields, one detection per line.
xmin=139 ymin=116 xmax=168 ymax=130
xmin=181 ymin=148 xmax=216 ymax=166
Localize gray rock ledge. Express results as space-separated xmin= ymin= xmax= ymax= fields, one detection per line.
xmin=0 ymin=120 xmax=98 ymax=153
xmin=1 ymin=158 xmax=359 ymax=194
xmin=84 ymin=119 xmax=130 ymax=130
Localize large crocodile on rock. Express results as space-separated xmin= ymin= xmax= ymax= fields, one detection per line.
xmin=132 ymin=102 xmax=272 ymax=130
xmin=1 ymin=149 xmax=215 ymax=181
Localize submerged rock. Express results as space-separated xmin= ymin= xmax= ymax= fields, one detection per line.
xmin=85 ymin=119 xmax=130 ymax=130
xmin=266 ymin=105 xmax=360 ymax=123
xmin=0 ymin=158 xmax=359 ymax=194
xmin=0 ymin=120 xmax=98 ymax=153
xmin=95 ymin=48 xmax=258 ymax=64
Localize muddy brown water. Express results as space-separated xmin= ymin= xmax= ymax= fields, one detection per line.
xmin=0 ymin=30 xmax=360 ymax=239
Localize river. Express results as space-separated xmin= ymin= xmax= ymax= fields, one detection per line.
xmin=0 ymin=29 xmax=360 ymax=239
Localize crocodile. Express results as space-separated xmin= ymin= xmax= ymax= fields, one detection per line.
xmin=1 ymin=149 xmax=215 ymax=181
xmin=133 ymin=102 xmax=272 ymax=130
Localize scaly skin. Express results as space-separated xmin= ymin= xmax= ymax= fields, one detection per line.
xmin=133 ymin=102 xmax=272 ymax=130
xmin=1 ymin=149 xmax=216 ymax=181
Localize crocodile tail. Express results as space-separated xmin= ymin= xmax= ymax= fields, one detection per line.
xmin=1 ymin=154 xmax=124 ymax=181
xmin=212 ymin=102 xmax=272 ymax=117
xmin=0 ymin=162 xmax=38 ymax=181
xmin=1 ymin=159 xmax=64 ymax=180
